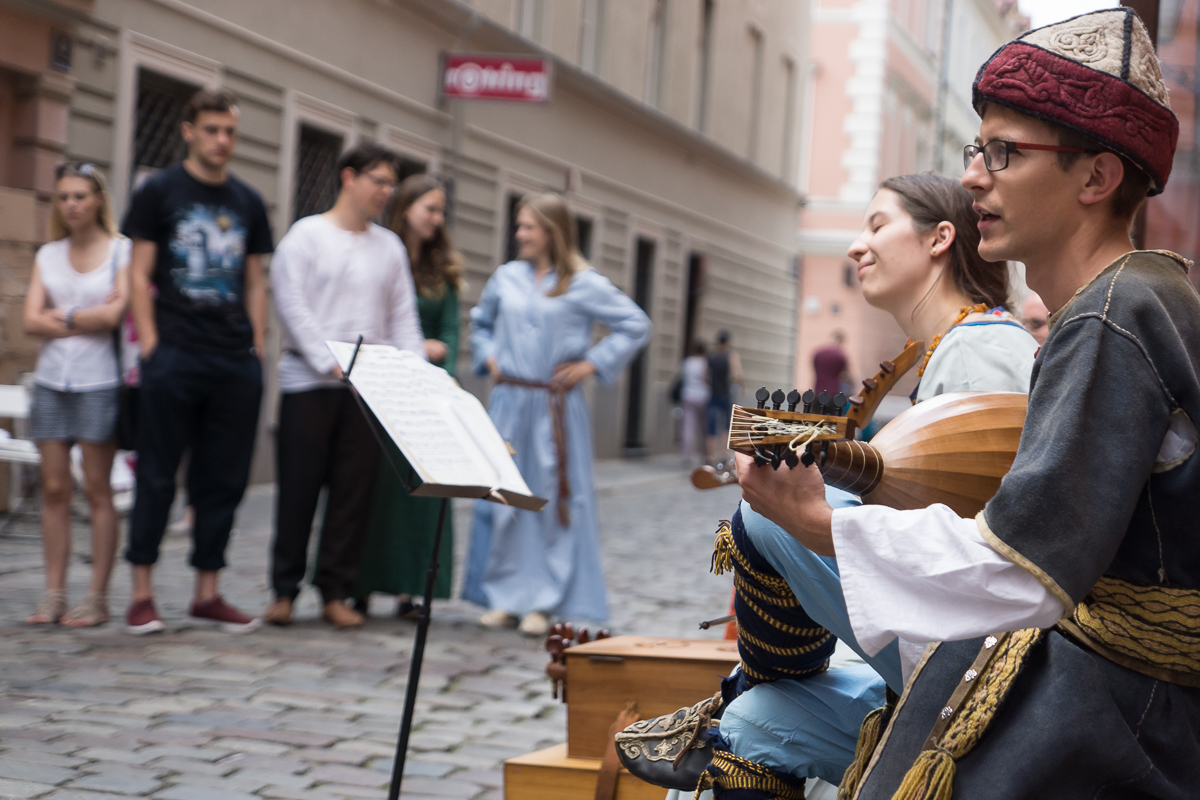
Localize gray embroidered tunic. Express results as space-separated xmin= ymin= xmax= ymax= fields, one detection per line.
xmin=858 ymin=251 xmax=1200 ymax=799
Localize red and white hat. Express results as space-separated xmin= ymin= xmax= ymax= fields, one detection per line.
xmin=973 ymin=8 xmax=1178 ymax=194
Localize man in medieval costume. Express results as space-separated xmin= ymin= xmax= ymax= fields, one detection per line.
xmin=618 ymin=8 xmax=1200 ymax=799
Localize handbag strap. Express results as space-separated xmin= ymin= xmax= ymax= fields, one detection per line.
xmin=108 ymin=239 xmax=124 ymax=383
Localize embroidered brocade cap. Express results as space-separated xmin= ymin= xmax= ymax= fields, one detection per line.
xmin=972 ymin=7 xmax=1178 ymax=195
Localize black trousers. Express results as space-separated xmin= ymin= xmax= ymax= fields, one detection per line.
xmin=126 ymin=343 xmax=263 ymax=571
xmin=271 ymin=387 xmax=381 ymax=603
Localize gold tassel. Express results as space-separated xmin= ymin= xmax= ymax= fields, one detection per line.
xmin=712 ymin=520 xmax=735 ymax=575
xmin=838 ymin=706 xmax=887 ymax=799
xmin=889 ymin=749 xmax=955 ymax=800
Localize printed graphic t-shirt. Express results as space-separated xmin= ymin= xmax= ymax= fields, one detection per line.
xmin=122 ymin=163 xmax=274 ymax=357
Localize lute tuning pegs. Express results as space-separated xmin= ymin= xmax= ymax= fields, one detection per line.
xmin=832 ymin=393 xmax=847 ymax=416
xmin=802 ymin=389 xmax=816 ymax=413
xmin=816 ymin=390 xmax=831 ymax=414
xmin=786 ymin=389 xmax=801 ymax=412
xmin=756 ymin=387 xmax=770 ymax=409
xmin=771 ymin=389 xmax=786 ymax=410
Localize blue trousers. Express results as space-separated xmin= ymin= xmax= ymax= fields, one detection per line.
xmin=720 ymin=490 xmax=902 ymax=784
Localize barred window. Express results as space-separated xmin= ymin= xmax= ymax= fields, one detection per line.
xmin=293 ymin=125 xmax=343 ymax=222
xmin=133 ymin=69 xmax=198 ymax=188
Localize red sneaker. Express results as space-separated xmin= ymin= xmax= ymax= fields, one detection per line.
xmin=126 ymin=598 xmax=166 ymax=635
xmin=189 ymin=595 xmax=260 ymax=633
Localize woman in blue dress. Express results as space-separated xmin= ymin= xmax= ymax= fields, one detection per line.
xmin=464 ymin=192 xmax=651 ymax=636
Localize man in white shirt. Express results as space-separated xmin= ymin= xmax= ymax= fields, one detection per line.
xmin=265 ymin=143 xmax=425 ymax=629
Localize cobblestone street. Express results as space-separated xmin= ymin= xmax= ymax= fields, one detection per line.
xmin=0 ymin=458 xmax=740 ymax=800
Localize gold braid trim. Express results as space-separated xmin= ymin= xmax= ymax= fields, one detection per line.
xmin=737 ymin=623 xmax=835 ymax=658
xmin=735 ymin=571 xmax=802 ymax=609
xmin=738 ymin=658 xmax=828 ymax=684
xmin=838 ymin=705 xmax=889 ymax=800
xmin=696 ymin=749 xmax=807 ymax=800
xmin=736 ymin=589 xmax=828 ymax=638
xmin=1071 ymin=576 xmax=1200 ymax=678
xmin=712 ymin=521 xmax=792 ymax=594
xmin=891 ymin=629 xmax=1045 ymax=800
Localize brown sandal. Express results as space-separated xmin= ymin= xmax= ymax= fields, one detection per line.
xmin=61 ymin=593 xmax=110 ymax=628
xmin=27 ymin=590 xmax=67 ymax=625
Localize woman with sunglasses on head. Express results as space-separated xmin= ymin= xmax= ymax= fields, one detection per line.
xmin=651 ymin=173 xmax=1039 ymax=799
xmin=22 ymin=164 xmax=130 ymax=627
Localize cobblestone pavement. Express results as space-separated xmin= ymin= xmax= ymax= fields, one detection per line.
xmin=0 ymin=457 xmax=742 ymax=800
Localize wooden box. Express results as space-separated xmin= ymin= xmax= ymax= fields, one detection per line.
xmin=504 ymin=744 xmax=664 ymax=800
xmin=564 ymin=635 xmax=739 ymax=759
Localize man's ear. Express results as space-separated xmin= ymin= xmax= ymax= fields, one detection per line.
xmin=1079 ymin=152 xmax=1125 ymax=208
xmin=180 ymin=121 xmax=195 ymax=145
xmin=340 ymin=166 xmax=358 ymax=190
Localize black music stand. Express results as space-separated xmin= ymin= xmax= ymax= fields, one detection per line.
xmin=340 ymin=336 xmax=450 ymax=800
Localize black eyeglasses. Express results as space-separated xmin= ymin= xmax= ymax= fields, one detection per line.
xmin=55 ymin=162 xmax=98 ymax=179
xmin=963 ymin=140 xmax=1095 ymax=172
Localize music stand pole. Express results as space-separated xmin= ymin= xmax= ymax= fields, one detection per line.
xmin=387 ymin=495 xmax=448 ymax=799
xmin=340 ymin=336 xmax=448 ymax=799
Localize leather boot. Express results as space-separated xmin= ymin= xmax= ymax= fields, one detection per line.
xmin=323 ymin=600 xmax=365 ymax=629
xmin=615 ymin=691 xmax=723 ymax=791
xmin=263 ymin=597 xmax=294 ymax=627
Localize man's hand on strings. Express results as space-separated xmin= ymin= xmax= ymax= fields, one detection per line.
xmin=552 ymin=360 xmax=596 ymax=391
xmin=735 ymin=451 xmax=836 ymax=557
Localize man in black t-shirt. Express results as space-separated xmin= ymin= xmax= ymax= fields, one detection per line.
xmin=122 ymin=88 xmax=273 ymax=635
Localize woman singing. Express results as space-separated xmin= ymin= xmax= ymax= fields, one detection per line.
xmin=352 ymin=174 xmax=463 ymax=619
xmin=464 ymin=192 xmax=651 ymax=636
xmin=23 ymin=163 xmax=130 ymax=627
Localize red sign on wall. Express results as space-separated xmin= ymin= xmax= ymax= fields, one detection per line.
xmin=440 ymin=54 xmax=551 ymax=103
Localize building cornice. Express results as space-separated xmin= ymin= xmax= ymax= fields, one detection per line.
xmin=141 ymin=0 xmax=801 ymax=204
xmin=396 ymin=0 xmax=802 ymax=202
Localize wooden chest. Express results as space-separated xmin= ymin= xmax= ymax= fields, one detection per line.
xmin=504 ymin=744 xmax=665 ymax=800
xmin=564 ymin=635 xmax=740 ymax=758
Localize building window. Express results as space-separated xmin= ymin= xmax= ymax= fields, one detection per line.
xmin=580 ymin=0 xmax=605 ymax=74
xmin=645 ymin=0 xmax=669 ymax=108
xmin=293 ymin=124 xmax=343 ymax=222
xmin=396 ymin=156 xmax=426 ymax=184
xmin=516 ymin=0 xmax=544 ymax=43
xmin=133 ymin=69 xmax=198 ymax=189
xmin=624 ymin=237 xmax=655 ymax=451
xmin=747 ymin=26 xmax=764 ymax=162
xmin=781 ymin=57 xmax=797 ymax=181
xmin=696 ymin=0 xmax=716 ymax=132
xmin=504 ymin=192 xmax=523 ymax=263
xmin=575 ymin=216 xmax=594 ymax=260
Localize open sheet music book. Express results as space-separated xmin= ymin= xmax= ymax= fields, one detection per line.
xmin=328 ymin=341 xmax=547 ymax=512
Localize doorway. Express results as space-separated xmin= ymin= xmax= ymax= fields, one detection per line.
xmin=623 ymin=237 xmax=655 ymax=452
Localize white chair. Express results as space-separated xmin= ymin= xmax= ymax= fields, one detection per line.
xmin=0 ymin=383 xmax=41 ymax=534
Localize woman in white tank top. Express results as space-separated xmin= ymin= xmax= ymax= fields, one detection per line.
xmin=22 ymin=163 xmax=130 ymax=627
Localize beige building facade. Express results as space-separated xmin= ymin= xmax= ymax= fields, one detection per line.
xmin=0 ymin=0 xmax=809 ymax=480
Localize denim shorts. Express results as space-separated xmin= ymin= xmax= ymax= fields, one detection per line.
xmin=29 ymin=384 xmax=118 ymax=443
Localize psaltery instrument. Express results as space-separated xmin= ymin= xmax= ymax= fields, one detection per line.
xmin=728 ymin=345 xmax=1028 ymax=517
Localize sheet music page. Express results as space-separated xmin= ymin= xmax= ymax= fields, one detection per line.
xmin=327 ymin=342 xmax=537 ymax=502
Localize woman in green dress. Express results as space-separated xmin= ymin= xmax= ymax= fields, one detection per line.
xmin=352 ymin=174 xmax=463 ymax=618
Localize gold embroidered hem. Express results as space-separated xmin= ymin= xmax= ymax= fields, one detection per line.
xmin=1060 ymin=575 xmax=1200 ymax=687
xmin=696 ymin=750 xmax=807 ymax=800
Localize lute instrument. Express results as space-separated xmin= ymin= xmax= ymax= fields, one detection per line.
xmin=691 ymin=339 xmax=923 ymax=489
xmin=727 ymin=341 xmax=1028 ymax=517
